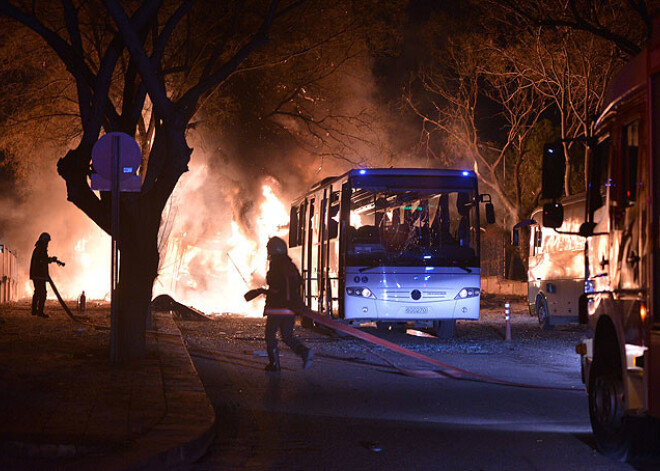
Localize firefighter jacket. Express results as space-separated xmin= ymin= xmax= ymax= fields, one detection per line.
xmin=30 ymin=242 xmax=53 ymax=281
xmin=264 ymin=255 xmax=303 ymax=316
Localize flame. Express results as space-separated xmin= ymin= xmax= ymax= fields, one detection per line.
xmin=28 ymin=232 xmax=111 ymax=302
xmin=155 ymin=180 xmax=290 ymax=316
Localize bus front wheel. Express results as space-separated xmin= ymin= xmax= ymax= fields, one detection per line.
xmin=433 ymin=319 xmax=455 ymax=339
xmin=535 ymin=296 xmax=552 ymax=330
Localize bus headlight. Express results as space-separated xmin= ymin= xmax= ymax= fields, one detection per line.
xmin=455 ymin=288 xmax=480 ymax=300
xmin=346 ymin=287 xmax=375 ymax=299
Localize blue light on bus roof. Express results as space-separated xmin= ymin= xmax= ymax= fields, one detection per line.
xmin=423 ymin=255 xmax=432 ymax=259
xmin=359 ymin=169 xmax=367 ymax=175
xmin=462 ymin=171 xmax=470 ymax=176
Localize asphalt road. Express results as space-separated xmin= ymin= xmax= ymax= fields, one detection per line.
xmin=176 ymin=306 xmax=656 ymax=470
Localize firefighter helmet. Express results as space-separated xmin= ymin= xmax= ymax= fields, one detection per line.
xmin=266 ymin=237 xmax=287 ymax=256
xmin=38 ymin=232 xmax=51 ymax=243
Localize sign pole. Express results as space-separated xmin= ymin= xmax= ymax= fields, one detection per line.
xmin=110 ymin=135 xmax=121 ymax=363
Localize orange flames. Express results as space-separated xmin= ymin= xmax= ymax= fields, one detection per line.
xmin=20 ymin=159 xmax=290 ymax=317
xmin=154 ymin=181 xmax=290 ymax=316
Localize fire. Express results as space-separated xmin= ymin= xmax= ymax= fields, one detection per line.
xmin=154 ymin=179 xmax=290 ymax=317
xmin=26 ymin=231 xmax=111 ymax=302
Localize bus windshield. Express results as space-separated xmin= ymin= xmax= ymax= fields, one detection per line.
xmin=346 ymin=184 xmax=479 ymax=268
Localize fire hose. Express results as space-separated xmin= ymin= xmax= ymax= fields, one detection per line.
xmin=299 ymin=307 xmax=580 ymax=391
xmin=47 ymin=276 xmax=109 ymax=330
xmin=48 ymin=277 xmax=180 ymax=337
xmin=245 ymin=289 xmax=579 ymax=391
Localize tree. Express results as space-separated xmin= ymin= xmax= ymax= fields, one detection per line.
xmin=408 ymin=35 xmax=552 ymax=224
xmin=492 ymin=0 xmax=651 ymax=58
xmin=486 ymin=0 xmax=643 ymax=194
xmin=0 ymin=0 xmax=376 ymax=360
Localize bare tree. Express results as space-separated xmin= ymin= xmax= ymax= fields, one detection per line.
xmin=0 ymin=0 xmax=407 ymax=360
xmin=492 ymin=0 xmax=651 ymax=58
xmin=490 ymin=25 xmax=619 ymax=195
xmin=408 ymin=38 xmax=552 ymax=224
xmin=0 ymin=0 xmax=341 ymax=360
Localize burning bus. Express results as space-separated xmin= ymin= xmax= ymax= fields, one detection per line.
xmin=288 ymin=168 xmax=495 ymax=338
xmin=541 ymin=34 xmax=660 ymax=460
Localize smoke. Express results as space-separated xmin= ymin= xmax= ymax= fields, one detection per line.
xmin=154 ymin=53 xmax=434 ymax=316
xmin=0 ymin=143 xmax=110 ymax=301
xmin=0 ymin=48 xmax=433 ymax=314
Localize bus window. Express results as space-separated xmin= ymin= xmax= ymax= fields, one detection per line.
xmin=289 ymin=206 xmax=299 ymax=247
xmin=347 ymin=186 xmax=478 ymax=267
xmin=623 ymin=120 xmax=639 ymax=204
xmin=328 ymin=191 xmax=340 ymax=239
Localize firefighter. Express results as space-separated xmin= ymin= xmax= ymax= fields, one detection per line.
xmin=262 ymin=236 xmax=313 ymax=372
xmin=30 ymin=232 xmax=63 ymax=318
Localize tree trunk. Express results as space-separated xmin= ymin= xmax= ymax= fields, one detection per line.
xmin=113 ymin=125 xmax=188 ymax=361
xmin=115 ymin=194 xmax=161 ymax=361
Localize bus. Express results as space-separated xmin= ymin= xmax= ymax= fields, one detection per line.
xmin=541 ymin=31 xmax=660 ymax=459
xmin=288 ymin=168 xmax=495 ymax=338
xmin=515 ymin=194 xmax=586 ymax=329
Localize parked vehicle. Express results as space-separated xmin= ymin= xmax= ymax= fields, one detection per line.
xmin=540 ymin=35 xmax=660 ymax=460
xmin=515 ymin=194 xmax=586 ymax=329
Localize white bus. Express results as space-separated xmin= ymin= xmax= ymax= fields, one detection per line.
xmin=288 ymin=168 xmax=495 ymax=338
xmin=515 ymin=194 xmax=586 ymax=329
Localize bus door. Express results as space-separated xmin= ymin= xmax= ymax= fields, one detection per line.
xmin=338 ymin=181 xmax=351 ymax=319
xmin=326 ymin=189 xmax=341 ymax=317
xmin=306 ymin=198 xmax=316 ymax=308
xmin=317 ymin=189 xmax=328 ymax=313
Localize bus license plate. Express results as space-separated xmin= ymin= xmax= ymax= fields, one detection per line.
xmin=405 ymin=306 xmax=429 ymax=314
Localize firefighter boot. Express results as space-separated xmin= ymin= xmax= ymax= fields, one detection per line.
xmin=265 ymin=348 xmax=280 ymax=372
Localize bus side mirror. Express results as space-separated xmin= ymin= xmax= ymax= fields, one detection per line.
xmin=542 ymin=142 xmax=565 ymax=200
xmin=511 ymin=219 xmax=537 ymax=246
xmin=479 ymin=194 xmax=495 ymax=224
xmin=485 ymin=203 xmax=495 ymax=224
xmin=543 ymin=202 xmax=564 ymax=228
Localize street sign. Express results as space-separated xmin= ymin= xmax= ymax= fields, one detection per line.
xmin=91 ymin=132 xmax=142 ymax=192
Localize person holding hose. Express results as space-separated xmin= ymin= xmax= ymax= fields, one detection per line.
xmin=246 ymin=236 xmax=313 ymax=372
xmin=30 ymin=232 xmax=64 ymax=318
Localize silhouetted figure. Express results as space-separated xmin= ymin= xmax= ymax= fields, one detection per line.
xmin=263 ymin=237 xmax=313 ymax=372
xmin=29 ymin=232 xmax=62 ymax=318
xmin=78 ymin=291 xmax=86 ymax=312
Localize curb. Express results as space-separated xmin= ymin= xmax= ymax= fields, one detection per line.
xmin=128 ymin=312 xmax=215 ymax=469
xmin=63 ymin=312 xmax=216 ymax=470
xmin=128 ymin=311 xmax=216 ymax=469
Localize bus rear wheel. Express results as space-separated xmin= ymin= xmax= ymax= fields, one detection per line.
xmin=588 ymin=362 xmax=630 ymax=461
xmin=535 ymin=296 xmax=552 ymax=330
xmin=433 ymin=319 xmax=455 ymax=339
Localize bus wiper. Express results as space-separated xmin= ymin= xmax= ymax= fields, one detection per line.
xmin=359 ymin=260 xmax=384 ymax=273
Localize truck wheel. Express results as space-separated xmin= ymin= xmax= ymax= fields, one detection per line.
xmin=588 ymin=362 xmax=630 ymax=461
xmin=433 ymin=319 xmax=455 ymax=339
xmin=536 ymin=296 xmax=551 ymax=330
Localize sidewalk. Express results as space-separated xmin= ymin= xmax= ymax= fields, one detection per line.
xmin=0 ymin=300 xmax=215 ymax=470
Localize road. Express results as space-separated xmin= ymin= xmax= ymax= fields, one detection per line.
xmin=176 ymin=301 xmax=650 ymax=470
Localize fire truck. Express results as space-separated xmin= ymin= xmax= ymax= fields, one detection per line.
xmin=541 ymin=33 xmax=660 ymax=460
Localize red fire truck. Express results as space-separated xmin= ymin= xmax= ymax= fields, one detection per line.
xmin=541 ymin=32 xmax=660 ymax=460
